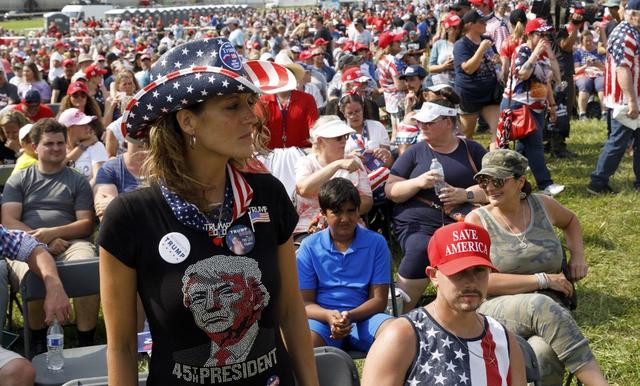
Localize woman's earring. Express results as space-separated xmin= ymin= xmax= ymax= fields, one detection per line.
xmin=190 ymin=134 xmax=196 ymax=149
xmin=519 ymin=191 xmax=527 ymax=200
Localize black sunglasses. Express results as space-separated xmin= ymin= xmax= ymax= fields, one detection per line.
xmin=475 ymin=175 xmax=514 ymax=189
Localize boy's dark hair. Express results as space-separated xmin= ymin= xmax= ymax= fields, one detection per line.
xmin=318 ymin=178 xmax=361 ymax=213
xmin=30 ymin=118 xmax=67 ymax=145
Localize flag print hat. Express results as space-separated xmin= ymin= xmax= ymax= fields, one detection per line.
xmin=121 ymin=38 xmax=297 ymax=140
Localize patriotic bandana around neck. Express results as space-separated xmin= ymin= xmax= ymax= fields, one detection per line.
xmin=160 ymin=164 xmax=254 ymax=246
xmin=121 ymin=37 xmax=297 ymax=140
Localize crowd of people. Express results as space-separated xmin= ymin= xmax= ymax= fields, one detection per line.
xmin=0 ymin=0 xmax=638 ymax=384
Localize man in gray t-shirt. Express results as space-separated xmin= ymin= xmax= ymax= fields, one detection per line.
xmin=1 ymin=118 xmax=99 ymax=353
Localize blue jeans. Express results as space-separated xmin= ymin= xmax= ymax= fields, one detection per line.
xmin=591 ymin=110 xmax=640 ymax=187
xmin=501 ymin=99 xmax=553 ymax=189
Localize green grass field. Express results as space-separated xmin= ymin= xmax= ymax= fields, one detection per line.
xmin=364 ymin=119 xmax=640 ymax=385
xmin=4 ymin=118 xmax=639 ymax=384
xmin=0 ymin=18 xmax=43 ymax=34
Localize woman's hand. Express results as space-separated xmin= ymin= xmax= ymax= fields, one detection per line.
xmin=548 ymin=105 xmax=557 ymax=123
xmin=438 ymin=185 xmax=468 ymax=206
xmin=547 ymin=273 xmax=574 ymax=297
xmin=568 ymin=256 xmax=589 ymax=282
xmin=337 ymin=157 xmax=363 ymax=173
xmin=532 ymin=39 xmax=549 ymax=60
xmin=371 ymin=148 xmax=393 ymax=167
xmin=417 ymin=170 xmax=443 ymax=190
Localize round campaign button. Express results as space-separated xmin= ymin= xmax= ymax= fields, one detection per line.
xmin=225 ymin=225 xmax=256 ymax=255
xmin=158 ymin=232 xmax=191 ymax=264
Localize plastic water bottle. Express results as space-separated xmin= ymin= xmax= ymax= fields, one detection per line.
xmin=46 ymin=318 xmax=64 ymax=371
xmin=430 ymin=158 xmax=445 ymax=195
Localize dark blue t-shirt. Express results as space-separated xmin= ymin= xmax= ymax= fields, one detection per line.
xmin=95 ymin=155 xmax=139 ymax=193
xmin=453 ymin=36 xmax=498 ymax=104
xmin=390 ymin=138 xmax=486 ymax=229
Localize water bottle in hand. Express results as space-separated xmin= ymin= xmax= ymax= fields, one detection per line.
xmin=47 ymin=318 xmax=64 ymax=371
xmin=430 ymin=158 xmax=445 ymax=195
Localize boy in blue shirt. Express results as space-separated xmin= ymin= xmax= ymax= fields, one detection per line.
xmin=296 ymin=178 xmax=393 ymax=351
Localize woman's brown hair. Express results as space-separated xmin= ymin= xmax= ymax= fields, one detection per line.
xmin=141 ymin=100 xmax=253 ymax=210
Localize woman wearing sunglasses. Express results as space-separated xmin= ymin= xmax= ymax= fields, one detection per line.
xmin=501 ymin=18 xmax=564 ymax=196
xmin=466 ymin=149 xmax=609 ymax=386
xmin=385 ymin=96 xmax=488 ymax=313
xmin=294 ymin=116 xmax=373 ymax=241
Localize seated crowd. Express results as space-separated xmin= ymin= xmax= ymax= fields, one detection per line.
xmin=2 ymin=0 xmax=637 ymax=383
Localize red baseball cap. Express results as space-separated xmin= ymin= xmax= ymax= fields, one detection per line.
xmin=67 ymin=81 xmax=89 ymax=95
xmin=299 ymin=49 xmax=313 ymax=61
xmin=84 ymin=64 xmax=107 ymax=79
xmin=427 ymin=222 xmax=498 ymax=276
xmin=342 ymin=67 xmax=370 ymax=83
xmin=443 ymin=13 xmax=462 ymax=28
xmin=378 ymin=32 xmax=403 ymax=49
xmin=525 ymin=18 xmax=554 ymax=35
xmin=63 ymin=58 xmax=75 ymax=67
xmin=469 ymin=0 xmax=494 ymax=7
xmin=354 ymin=42 xmax=369 ymax=52
xmin=314 ymin=38 xmax=329 ymax=46
xmin=53 ymin=41 xmax=64 ymax=48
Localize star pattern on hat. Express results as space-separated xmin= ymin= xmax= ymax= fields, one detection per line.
xmin=121 ymin=38 xmax=294 ymax=140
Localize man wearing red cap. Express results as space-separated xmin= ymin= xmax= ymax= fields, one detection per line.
xmin=48 ymin=41 xmax=65 ymax=83
xmin=362 ymin=222 xmax=526 ymax=386
xmin=377 ymin=31 xmax=407 ymax=141
xmin=51 ymin=59 xmax=76 ymax=103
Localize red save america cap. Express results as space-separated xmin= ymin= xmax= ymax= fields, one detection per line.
xmin=427 ymin=222 xmax=498 ymax=276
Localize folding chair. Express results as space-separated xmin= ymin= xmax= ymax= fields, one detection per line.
xmin=514 ymin=335 xmax=541 ymax=386
xmin=21 ymin=258 xmax=100 ymax=359
xmin=0 ymin=164 xmax=15 ymax=189
xmin=314 ymin=346 xmax=360 ymax=386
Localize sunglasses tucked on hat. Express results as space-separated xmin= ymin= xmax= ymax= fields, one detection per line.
xmin=474 ymin=149 xmax=529 ymax=180
xmin=311 ymin=119 xmax=356 ymax=140
xmin=19 ymin=123 xmax=33 ymax=142
xmin=342 ymin=67 xmax=370 ymax=83
xmin=67 ymin=81 xmax=89 ymax=96
xmin=399 ymin=65 xmax=427 ymax=80
xmin=428 ymin=222 xmax=498 ymax=276
xmin=58 ymin=108 xmax=97 ymax=127
xmin=413 ymin=102 xmax=457 ymax=123
xmin=122 ymin=38 xmax=296 ymax=140
xmin=525 ymin=18 xmax=554 ymax=35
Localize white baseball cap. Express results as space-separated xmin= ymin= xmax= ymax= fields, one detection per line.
xmin=19 ymin=123 xmax=32 ymax=141
xmin=58 ymin=108 xmax=96 ymax=127
xmin=312 ymin=119 xmax=355 ymax=140
xmin=413 ymin=102 xmax=457 ymax=123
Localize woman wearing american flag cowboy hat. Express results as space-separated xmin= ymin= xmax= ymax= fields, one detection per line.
xmin=97 ymin=38 xmax=319 ymax=386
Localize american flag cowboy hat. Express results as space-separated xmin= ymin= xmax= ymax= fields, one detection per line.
xmin=121 ymin=37 xmax=297 ymax=139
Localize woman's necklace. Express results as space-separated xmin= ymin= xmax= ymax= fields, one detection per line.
xmin=430 ymin=305 xmax=497 ymax=367
xmin=497 ymin=201 xmax=529 ymax=249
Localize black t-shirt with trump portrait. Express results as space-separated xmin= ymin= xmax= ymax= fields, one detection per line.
xmin=98 ymin=172 xmax=298 ymax=386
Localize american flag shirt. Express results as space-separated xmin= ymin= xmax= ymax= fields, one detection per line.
xmin=604 ymin=21 xmax=640 ymax=109
xmin=0 ymin=225 xmax=45 ymax=262
xmin=404 ymin=307 xmax=512 ymax=386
